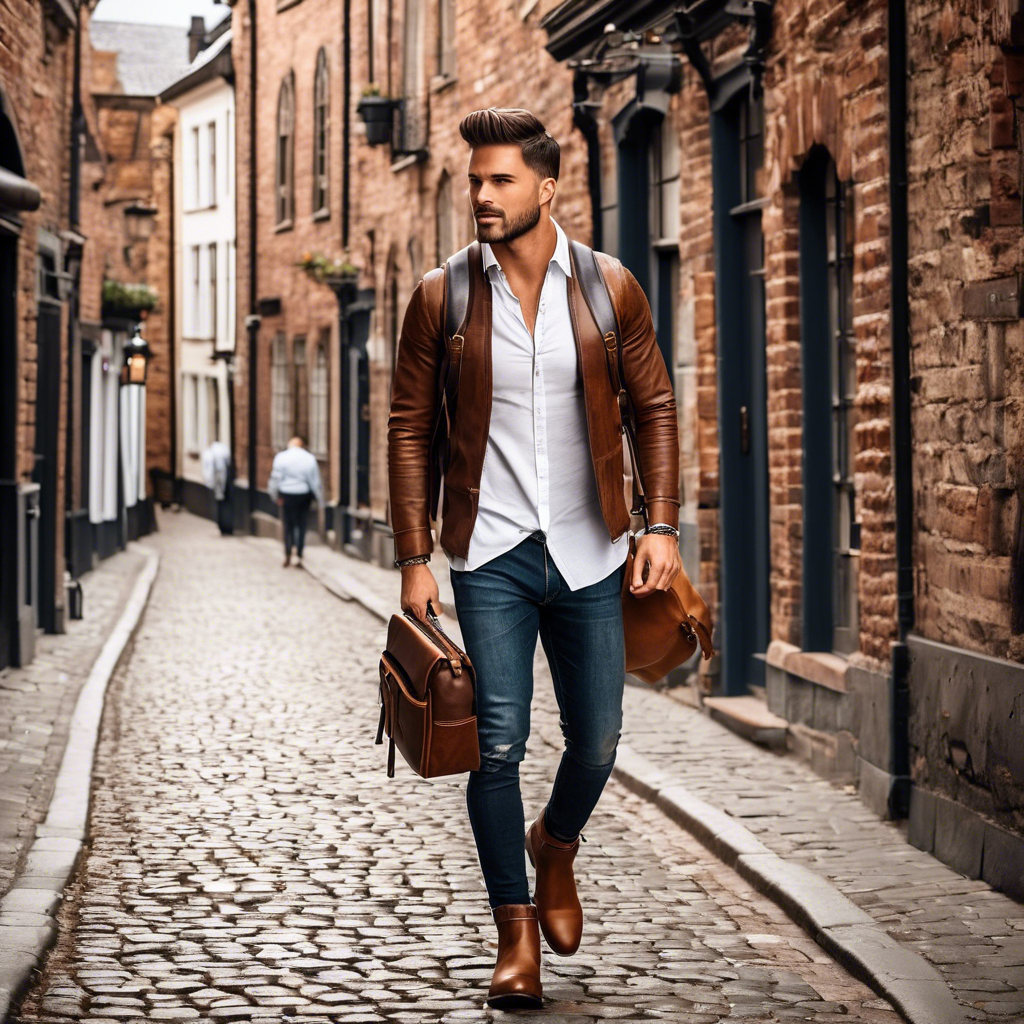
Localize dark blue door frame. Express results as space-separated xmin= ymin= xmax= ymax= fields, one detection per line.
xmin=710 ymin=85 xmax=770 ymax=695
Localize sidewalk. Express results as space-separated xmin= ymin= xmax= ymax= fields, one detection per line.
xmin=277 ymin=536 xmax=1024 ymax=1023
xmin=0 ymin=546 xmax=150 ymax=900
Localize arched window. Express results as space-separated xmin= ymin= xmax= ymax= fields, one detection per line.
xmin=435 ymin=171 xmax=453 ymax=266
xmin=799 ymin=146 xmax=859 ymax=655
xmin=309 ymin=333 xmax=329 ymax=460
xmin=313 ymin=49 xmax=329 ymax=217
xmin=271 ymin=333 xmax=292 ymax=450
xmin=276 ymin=73 xmax=295 ymax=228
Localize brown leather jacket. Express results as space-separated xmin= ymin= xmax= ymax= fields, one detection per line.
xmin=387 ymin=242 xmax=679 ymax=563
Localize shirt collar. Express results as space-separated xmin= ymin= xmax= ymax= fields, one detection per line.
xmin=480 ymin=218 xmax=572 ymax=279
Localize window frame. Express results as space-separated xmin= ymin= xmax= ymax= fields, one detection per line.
xmin=309 ymin=332 xmax=329 ymax=461
xmin=208 ymin=242 xmax=218 ymax=344
xmin=313 ymin=48 xmax=330 ymax=219
xmin=190 ymin=125 xmax=201 ymax=209
xmin=271 ymin=333 xmax=293 ymax=451
xmin=207 ymin=120 xmax=217 ymax=208
xmin=436 ymin=0 xmax=456 ymax=82
xmin=275 ymin=73 xmax=295 ymax=229
xmin=798 ymin=147 xmax=860 ymax=656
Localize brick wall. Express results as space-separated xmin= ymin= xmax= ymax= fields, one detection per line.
xmin=759 ymin=0 xmax=893 ymax=666
xmin=144 ymin=106 xmax=177 ymax=481
xmin=0 ymin=0 xmax=76 ymax=608
xmin=908 ymin=0 xmax=1024 ymax=660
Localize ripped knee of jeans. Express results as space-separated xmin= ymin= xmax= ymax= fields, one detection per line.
xmin=476 ymin=742 xmax=523 ymax=773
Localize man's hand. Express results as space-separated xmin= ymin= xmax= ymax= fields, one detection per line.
xmin=400 ymin=563 xmax=443 ymax=621
xmin=630 ymin=533 xmax=681 ymax=597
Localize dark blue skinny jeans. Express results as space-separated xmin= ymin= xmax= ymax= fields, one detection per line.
xmin=449 ymin=532 xmax=626 ymax=909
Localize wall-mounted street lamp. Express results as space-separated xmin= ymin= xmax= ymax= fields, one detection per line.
xmin=124 ymin=203 xmax=157 ymax=244
xmin=121 ymin=321 xmax=152 ymax=386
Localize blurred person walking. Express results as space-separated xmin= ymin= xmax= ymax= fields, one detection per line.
xmin=268 ymin=436 xmax=323 ymax=568
xmin=201 ymin=439 xmax=234 ymax=536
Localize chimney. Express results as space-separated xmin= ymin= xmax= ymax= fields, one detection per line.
xmin=188 ymin=17 xmax=206 ymax=63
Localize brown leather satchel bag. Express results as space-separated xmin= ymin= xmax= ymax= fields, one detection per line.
xmin=376 ymin=603 xmax=480 ymax=778
xmin=570 ymin=241 xmax=715 ymax=684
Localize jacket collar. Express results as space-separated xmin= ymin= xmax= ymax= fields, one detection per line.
xmin=480 ymin=217 xmax=572 ymax=280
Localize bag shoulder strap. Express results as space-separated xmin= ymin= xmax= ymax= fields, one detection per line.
xmin=428 ymin=243 xmax=476 ymax=518
xmin=568 ymin=239 xmax=648 ymax=524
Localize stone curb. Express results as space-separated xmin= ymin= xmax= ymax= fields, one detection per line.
xmin=611 ymin=744 xmax=967 ymax=1024
xmin=295 ymin=553 xmax=966 ymax=1024
xmin=0 ymin=547 xmax=160 ymax=1022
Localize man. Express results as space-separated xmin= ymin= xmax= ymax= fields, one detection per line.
xmin=201 ymin=439 xmax=233 ymax=536
xmin=267 ymin=436 xmax=323 ymax=568
xmin=388 ymin=108 xmax=680 ymax=1009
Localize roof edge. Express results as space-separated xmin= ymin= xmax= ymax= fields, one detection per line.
xmin=160 ymin=42 xmax=233 ymax=104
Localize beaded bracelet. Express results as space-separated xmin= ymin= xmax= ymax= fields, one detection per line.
xmin=395 ymin=554 xmax=431 ymax=568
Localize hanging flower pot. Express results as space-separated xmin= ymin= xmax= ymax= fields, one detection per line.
xmin=357 ymin=93 xmax=395 ymax=147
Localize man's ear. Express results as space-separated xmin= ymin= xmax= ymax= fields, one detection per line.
xmin=539 ymin=176 xmax=556 ymax=207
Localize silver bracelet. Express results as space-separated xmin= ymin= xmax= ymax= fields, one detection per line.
xmin=645 ymin=523 xmax=679 ymax=538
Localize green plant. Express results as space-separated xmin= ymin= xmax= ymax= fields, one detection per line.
xmin=360 ymin=83 xmax=385 ymax=98
xmin=296 ymin=251 xmax=359 ymax=284
xmin=102 ymin=279 xmax=158 ymax=315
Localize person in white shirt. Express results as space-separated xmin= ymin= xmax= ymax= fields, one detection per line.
xmin=388 ymin=108 xmax=681 ymax=1009
xmin=200 ymin=439 xmax=233 ymax=535
xmin=267 ymin=437 xmax=323 ymax=568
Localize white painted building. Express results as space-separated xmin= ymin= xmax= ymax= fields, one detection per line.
xmin=160 ymin=21 xmax=235 ymax=515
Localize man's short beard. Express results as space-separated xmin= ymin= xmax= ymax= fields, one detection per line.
xmin=475 ymin=202 xmax=542 ymax=244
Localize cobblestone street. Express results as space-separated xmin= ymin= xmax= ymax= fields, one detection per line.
xmin=12 ymin=513 xmax=903 ymax=1023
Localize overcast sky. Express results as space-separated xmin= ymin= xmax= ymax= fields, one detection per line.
xmin=93 ymin=0 xmax=227 ymax=28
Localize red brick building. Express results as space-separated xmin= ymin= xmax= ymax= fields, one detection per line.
xmin=0 ymin=2 xmax=182 ymax=671
xmin=1 ymin=0 xmax=81 ymax=666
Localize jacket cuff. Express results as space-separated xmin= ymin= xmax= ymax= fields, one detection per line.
xmin=393 ymin=527 xmax=435 ymax=563
xmin=644 ymin=499 xmax=680 ymax=527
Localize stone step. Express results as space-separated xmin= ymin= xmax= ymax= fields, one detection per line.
xmin=702 ymin=695 xmax=789 ymax=749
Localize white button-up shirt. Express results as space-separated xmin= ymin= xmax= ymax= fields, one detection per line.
xmin=446 ymin=220 xmax=628 ymax=590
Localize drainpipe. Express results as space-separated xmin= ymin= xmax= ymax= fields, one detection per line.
xmin=167 ymin=130 xmax=178 ymax=505
xmin=342 ymin=0 xmax=351 ymax=250
xmin=888 ymin=0 xmax=913 ymax=819
xmin=246 ymin=0 xmax=260 ymax=527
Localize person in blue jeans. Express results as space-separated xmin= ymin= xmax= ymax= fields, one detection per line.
xmin=388 ymin=109 xmax=682 ymax=1009
xmin=268 ymin=436 xmax=323 ymax=568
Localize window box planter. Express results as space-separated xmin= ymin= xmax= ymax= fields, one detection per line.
xmin=357 ymin=95 xmax=395 ymax=147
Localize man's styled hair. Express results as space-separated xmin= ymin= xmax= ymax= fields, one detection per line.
xmin=459 ymin=108 xmax=560 ymax=182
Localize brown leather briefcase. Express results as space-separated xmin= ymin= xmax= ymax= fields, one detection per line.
xmin=376 ymin=604 xmax=480 ymax=779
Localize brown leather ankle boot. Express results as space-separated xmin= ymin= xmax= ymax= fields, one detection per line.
xmin=526 ymin=808 xmax=583 ymax=956
xmin=487 ymin=903 xmax=543 ymax=1009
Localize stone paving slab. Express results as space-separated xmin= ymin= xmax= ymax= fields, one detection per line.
xmin=0 ymin=547 xmax=149 ymax=902
xmin=289 ymin=536 xmax=1023 ymax=1022
xmin=13 ymin=512 xmax=902 ymax=1022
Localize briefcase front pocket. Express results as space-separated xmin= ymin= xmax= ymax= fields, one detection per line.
xmin=376 ymin=653 xmax=479 ymax=779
